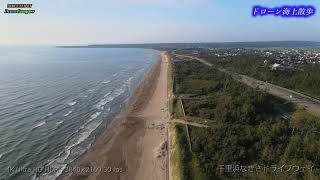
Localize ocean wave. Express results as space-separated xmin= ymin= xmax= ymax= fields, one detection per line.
xmin=67 ymin=101 xmax=77 ymax=106
xmin=114 ymin=87 xmax=126 ymax=96
xmin=126 ymin=77 xmax=134 ymax=84
xmin=74 ymin=121 xmax=103 ymax=149
xmin=94 ymin=88 xmax=126 ymax=110
xmin=94 ymin=96 xmax=115 ymax=110
xmin=0 ymin=149 xmax=14 ymax=160
xmin=46 ymin=113 xmax=53 ymax=117
xmin=9 ymin=92 xmax=34 ymax=102
xmin=68 ymin=112 xmax=102 ymax=149
xmin=94 ymin=90 xmax=123 ymax=110
xmin=102 ymin=80 xmax=111 ymax=84
xmin=47 ymin=103 xmax=64 ymax=112
xmin=33 ymin=121 xmax=46 ymax=129
xmin=87 ymin=89 xmax=95 ymax=93
xmin=63 ymin=111 xmax=73 ymax=117
xmin=80 ymin=94 xmax=88 ymax=98
xmin=88 ymin=112 xmax=101 ymax=123
xmin=56 ymin=121 xmax=63 ymax=125
xmin=35 ymin=152 xmax=68 ymax=180
xmin=112 ymin=73 xmax=118 ymax=77
xmin=81 ymin=112 xmax=101 ymax=128
xmin=104 ymin=92 xmax=112 ymax=97
xmin=35 ymin=113 xmax=103 ymax=180
xmin=17 ymin=102 xmax=27 ymax=105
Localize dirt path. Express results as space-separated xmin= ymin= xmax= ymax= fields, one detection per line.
xmin=171 ymin=119 xmax=208 ymax=128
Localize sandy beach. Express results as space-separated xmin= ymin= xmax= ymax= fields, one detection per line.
xmin=70 ymin=52 xmax=169 ymax=180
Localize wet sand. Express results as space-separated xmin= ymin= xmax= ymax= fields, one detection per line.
xmin=70 ymin=52 xmax=169 ymax=180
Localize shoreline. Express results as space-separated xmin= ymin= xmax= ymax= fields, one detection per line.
xmin=69 ymin=52 xmax=169 ymax=180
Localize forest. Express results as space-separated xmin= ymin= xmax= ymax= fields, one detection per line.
xmin=171 ymin=58 xmax=320 ymax=180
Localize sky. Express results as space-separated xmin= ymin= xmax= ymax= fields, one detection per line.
xmin=0 ymin=0 xmax=319 ymax=45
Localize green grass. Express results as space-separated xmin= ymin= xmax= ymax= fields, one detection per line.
xmin=291 ymin=108 xmax=320 ymax=132
xmin=170 ymin=124 xmax=207 ymax=180
xmin=169 ymin=99 xmax=174 ymax=117
xmin=173 ymin=98 xmax=184 ymax=118
xmin=168 ymin=54 xmax=174 ymax=95
xmin=169 ymin=123 xmax=183 ymax=180
xmin=186 ymin=116 xmax=216 ymax=127
xmin=175 ymin=124 xmax=193 ymax=180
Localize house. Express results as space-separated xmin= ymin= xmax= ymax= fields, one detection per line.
xmin=271 ymin=63 xmax=281 ymax=70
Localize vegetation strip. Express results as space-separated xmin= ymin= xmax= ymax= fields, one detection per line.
xmin=170 ymin=54 xmax=320 ymax=179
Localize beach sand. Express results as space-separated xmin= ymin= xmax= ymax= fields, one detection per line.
xmin=70 ymin=52 xmax=169 ymax=180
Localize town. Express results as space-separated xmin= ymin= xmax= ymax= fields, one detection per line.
xmin=177 ymin=48 xmax=320 ymax=68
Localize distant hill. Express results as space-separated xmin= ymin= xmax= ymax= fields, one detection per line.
xmin=58 ymin=41 xmax=320 ymax=49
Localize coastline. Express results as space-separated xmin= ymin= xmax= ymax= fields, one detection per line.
xmin=69 ymin=52 xmax=169 ymax=180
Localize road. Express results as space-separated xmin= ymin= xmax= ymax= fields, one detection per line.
xmin=173 ymin=53 xmax=320 ymax=117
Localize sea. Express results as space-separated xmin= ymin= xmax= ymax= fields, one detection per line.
xmin=0 ymin=47 xmax=159 ymax=180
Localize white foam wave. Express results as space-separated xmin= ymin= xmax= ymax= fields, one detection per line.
xmin=36 ymin=114 xmax=103 ymax=180
xmin=80 ymin=93 xmax=88 ymax=98
xmin=89 ymin=112 xmax=101 ymax=122
xmin=34 ymin=121 xmax=46 ymax=129
xmin=64 ymin=111 xmax=73 ymax=117
xmin=95 ymin=96 xmax=115 ymax=110
xmin=102 ymin=80 xmax=111 ymax=84
xmin=88 ymin=89 xmax=95 ymax=93
xmin=56 ymin=121 xmax=63 ymax=125
xmin=54 ymin=164 xmax=67 ymax=180
xmin=79 ymin=122 xmax=102 ymax=147
xmin=94 ymin=91 xmax=124 ymax=110
xmin=69 ymin=112 xmax=102 ymax=149
xmin=112 ymin=73 xmax=118 ymax=77
xmin=0 ymin=150 xmax=12 ymax=160
xmin=114 ymin=88 xmax=126 ymax=96
xmin=67 ymin=101 xmax=77 ymax=106
xmin=126 ymin=77 xmax=134 ymax=84
xmin=81 ymin=112 xmax=101 ymax=128
xmin=104 ymin=92 xmax=112 ymax=97
xmin=35 ymin=157 xmax=67 ymax=180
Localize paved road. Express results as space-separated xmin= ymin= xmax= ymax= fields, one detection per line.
xmin=173 ymin=53 xmax=320 ymax=117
